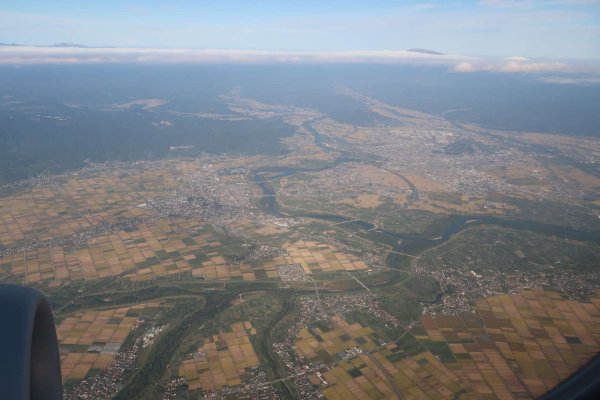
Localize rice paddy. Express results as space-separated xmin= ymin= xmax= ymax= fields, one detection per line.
xmin=295 ymin=289 xmax=600 ymax=399
xmin=279 ymin=240 xmax=369 ymax=274
xmin=58 ymin=302 xmax=162 ymax=382
xmin=435 ymin=288 xmax=600 ymax=398
xmin=179 ymin=321 xmax=260 ymax=392
xmin=322 ymin=351 xmax=468 ymax=400
xmin=0 ymin=165 xmax=181 ymax=248
xmin=0 ymin=216 xmax=286 ymax=284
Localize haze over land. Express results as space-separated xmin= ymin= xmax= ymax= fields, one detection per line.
xmin=1 ymin=1 xmax=600 ymax=399
xmin=2 ymin=63 xmax=599 ymax=184
xmin=1 ymin=60 xmax=600 ymax=399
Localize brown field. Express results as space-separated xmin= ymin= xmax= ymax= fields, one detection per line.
xmin=549 ymin=165 xmax=600 ymax=192
xmin=323 ymin=351 xmax=469 ymax=400
xmin=278 ymin=240 xmax=369 ymax=274
xmin=0 ymin=162 xmax=193 ymax=248
xmin=231 ymin=218 xmax=290 ymax=237
xmin=412 ymin=289 xmax=600 ymax=398
xmin=336 ymin=194 xmax=383 ymax=209
xmin=295 ymin=316 xmax=378 ymax=362
xmin=278 ymin=133 xmax=333 ymax=165
xmin=517 ymin=132 xmax=600 ymax=156
xmin=485 ymin=159 xmax=550 ymax=186
xmin=0 ymin=216 xmax=283 ymax=284
xmin=312 ymin=289 xmax=600 ymax=399
xmin=58 ymin=302 xmax=161 ymax=382
xmin=0 ymin=217 xmax=207 ymax=283
xmin=417 ymin=192 xmax=519 ymax=215
xmin=179 ymin=321 xmax=259 ymax=392
xmin=401 ymin=171 xmax=451 ymax=193
xmin=0 ymin=158 xmax=266 ymax=249
xmin=295 ymin=315 xmax=469 ymax=399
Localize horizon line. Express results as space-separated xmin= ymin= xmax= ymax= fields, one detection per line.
xmin=1 ymin=46 xmax=599 ymax=75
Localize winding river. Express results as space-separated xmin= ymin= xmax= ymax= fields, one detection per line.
xmin=251 ymin=165 xmax=600 ymax=271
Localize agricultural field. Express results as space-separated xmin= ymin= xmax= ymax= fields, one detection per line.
xmin=312 ymin=288 xmax=600 ymax=399
xmin=179 ymin=321 xmax=259 ymax=392
xmin=290 ymin=313 xmax=469 ymax=399
xmin=415 ymin=225 xmax=600 ymax=312
xmin=295 ymin=316 xmax=379 ymax=362
xmin=0 ymin=80 xmax=598 ymax=400
xmin=232 ymin=217 xmax=292 ymax=237
xmin=0 ymin=217 xmax=287 ymax=284
xmin=278 ymin=240 xmax=369 ymax=274
xmin=436 ymin=288 xmax=600 ymax=397
xmin=0 ymin=164 xmax=182 ymax=247
xmin=322 ymin=350 xmax=468 ymax=400
xmin=58 ymin=302 xmax=162 ymax=383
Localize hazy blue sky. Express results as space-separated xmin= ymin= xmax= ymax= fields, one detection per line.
xmin=1 ymin=0 xmax=599 ymax=59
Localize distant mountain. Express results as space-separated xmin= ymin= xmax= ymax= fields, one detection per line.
xmin=0 ymin=42 xmax=23 ymax=47
xmin=408 ymin=48 xmax=444 ymax=55
xmin=47 ymin=43 xmax=90 ymax=48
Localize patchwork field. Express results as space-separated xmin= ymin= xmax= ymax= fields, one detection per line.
xmin=179 ymin=321 xmax=259 ymax=392
xmin=58 ymin=302 xmax=162 ymax=382
xmin=322 ymin=351 xmax=468 ymax=400
xmin=293 ymin=315 xmax=469 ymax=399
xmin=232 ymin=217 xmax=291 ymax=237
xmin=0 ymin=216 xmax=286 ymax=284
xmin=0 ymin=165 xmax=183 ymax=247
xmin=322 ymin=289 xmax=600 ymax=399
xmin=279 ymin=240 xmax=369 ymax=274
xmin=418 ymin=288 xmax=600 ymax=398
xmin=295 ymin=316 xmax=379 ymax=363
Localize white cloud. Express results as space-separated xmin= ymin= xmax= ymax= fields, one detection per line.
xmin=452 ymin=58 xmax=573 ymax=73
xmin=452 ymin=62 xmax=477 ymax=72
xmin=496 ymin=60 xmax=569 ymax=72
xmin=0 ymin=46 xmax=596 ymax=78
xmin=0 ymin=46 xmax=471 ymax=65
xmin=504 ymin=56 xmax=530 ymax=61
xmin=538 ymin=76 xmax=600 ymax=84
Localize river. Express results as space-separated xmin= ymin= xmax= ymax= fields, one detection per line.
xmin=250 ymin=165 xmax=600 ymax=271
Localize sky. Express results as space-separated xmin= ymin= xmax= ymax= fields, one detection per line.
xmin=1 ymin=0 xmax=599 ymax=60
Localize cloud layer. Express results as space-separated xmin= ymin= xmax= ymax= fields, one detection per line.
xmin=452 ymin=59 xmax=571 ymax=73
xmin=0 ymin=46 xmax=470 ymax=65
xmin=1 ymin=46 xmax=596 ymax=77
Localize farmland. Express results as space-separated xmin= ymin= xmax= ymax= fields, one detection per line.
xmin=0 ymin=86 xmax=598 ymax=400
xmin=58 ymin=301 xmax=163 ymax=384
xmin=284 ymin=289 xmax=600 ymax=400
xmin=179 ymin=321 xmax=259 ymax=391
xmin=280 ymin=240 xmax=369 ymax=274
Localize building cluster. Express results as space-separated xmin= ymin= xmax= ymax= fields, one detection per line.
xmin=277 ymin=263 xmax=311 ymax=282
xmin=279 ymin=164 xmax=411 ymax=201
xmin=0 ymin=216 xmax=155 ymax=260
xmin=270 ymin=341 xmax=323 ymax=400
xmin=147 ymin=171 xmax=253 ymax=226
xmin=269 ymin=292 xmax=404 ymax=399
xmin=142 ymin=325 xmax=163 ymax=348
xmin=321 ymin=293 xmax=402 ymax=328
xmin=415 ymin=263 xmax=600 ymax=315
xmin=64 ymin=340 xmax=140 ymax=400
xmin=351 ymin=125 xmax=583 ymax=203
xmin=162 ymin=378 xmax=186 ymax=400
